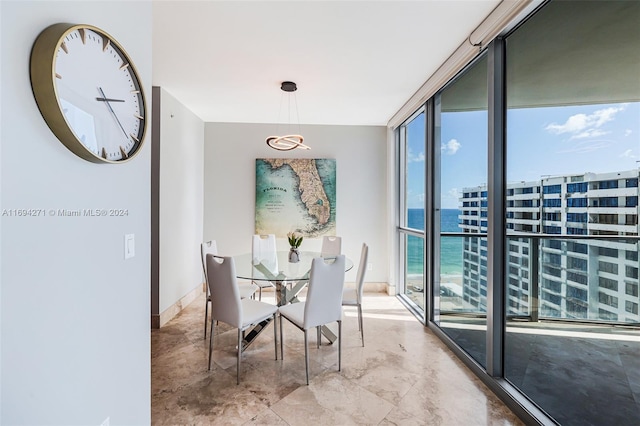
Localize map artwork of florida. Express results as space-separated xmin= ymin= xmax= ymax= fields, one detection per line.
xmin=255 ymin=158 xmax=336 ymax=238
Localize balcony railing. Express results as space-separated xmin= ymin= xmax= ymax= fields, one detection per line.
xmin=437 ymin=233 xmax=640 ymax=325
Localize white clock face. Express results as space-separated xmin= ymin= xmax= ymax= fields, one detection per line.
xmin=53 ymin=27 xmax=145 ymax=162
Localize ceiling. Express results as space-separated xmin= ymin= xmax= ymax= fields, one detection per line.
xmin=152 ymin=0 xmax=502 ymax=126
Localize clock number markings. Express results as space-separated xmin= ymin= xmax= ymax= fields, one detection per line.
xmin=89 ymin=29 xmax=141 ymax=159
xmin=97 ymin=87 xmax=131 ymax=147
xmin=133 ymin=95 xmax=144 ymax=143
xmin=56 ymin=38 xmax=70 ymax=79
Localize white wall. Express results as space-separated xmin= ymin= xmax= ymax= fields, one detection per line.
xmin=156 ymin=88 xmax=204 ymax=315
xmin=0 ymin=2 xmax=151 ymax=424
xmin=204 ymin=123 xmax=388 ymax=285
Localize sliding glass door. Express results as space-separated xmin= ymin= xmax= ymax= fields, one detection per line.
xmin=433 ymin=54 xmax=488 ymax=367
xmin=395 ymin=1 xmax=640 ymax=424
xmin=503 ymin=2 xmax=640 ymax=424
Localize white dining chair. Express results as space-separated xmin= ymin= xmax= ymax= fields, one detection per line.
xmin=206 ymin=254 xmax=278 ymax=384
xmin=278 ymin=255 xmax=346 ymax=385
xmin=320 ymin=235 xmax=342 ymax=257
xmin=252 ymin=234 xmax=277 ymax=300
xmin=342 ymin=243 xmax=368 ymax=346
xmin=201 ymin=240 xmax=257 ymax=339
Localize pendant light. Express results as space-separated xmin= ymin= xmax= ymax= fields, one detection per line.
xmin=266 ymin=81 xmax=310 ymax=151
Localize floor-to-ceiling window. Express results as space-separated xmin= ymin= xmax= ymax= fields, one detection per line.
xmin=434 ymin=54 xmax=488 ymax=367
xmin=395 ymin=1 xmax=640 ymax=424
xmin=503 ymin=2 xmax=640 ymax=424
xmin=399 ymin=109 xmax=426 ymax=313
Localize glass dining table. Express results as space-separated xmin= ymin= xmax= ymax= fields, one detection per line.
xmin=233 ymin=251 xmax=353 ymax=351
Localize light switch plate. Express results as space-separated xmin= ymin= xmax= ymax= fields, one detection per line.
xmin=125 ymin=234 xmax=135 ymax=259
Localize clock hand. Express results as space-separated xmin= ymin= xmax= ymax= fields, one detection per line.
xmin=98 ymin=87 xmax=130 ymax=141
xmin=96 ymin=97 xmax=125 ymax=102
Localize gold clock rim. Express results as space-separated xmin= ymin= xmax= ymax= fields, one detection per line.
xmin=30 ymin=22 xmax=147 ymax=164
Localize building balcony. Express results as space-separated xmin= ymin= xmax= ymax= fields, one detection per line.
xmin=587 ymin=187 xmax=637 ymax=197
xmin=509 ymin=218 xmax=540 ymax=226
xmin=588 ymin=207 xmax=636 ymax=214
xmin=507 ymin=193 xmax=540 ymax=200
xmin=566 ymin=221 xmax=588 ymax=228
xmin=506 ymin=206 xmax=540 ymax=213
xmin=588 ymin=222 xmax=637 ymax=233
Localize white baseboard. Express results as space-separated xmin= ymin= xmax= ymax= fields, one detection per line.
xmin=152 ymin=281 xmax=393 ymax=329
xmin=152 ymin=284 xmax=204 ymax=329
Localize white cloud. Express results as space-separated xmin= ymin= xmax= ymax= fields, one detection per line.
xmin=441 ymin=139 xmax=461 ymax=155
xmin=407 ymin=147 xmax=425 ymax=163
xmin=625 ymin=129 xmax=633 ymax=137
xmin=446 ymin=188 xmax=460 ymax=199
xmin=545 ymin=105 xmax=626 ymax=140
xmin=556 ymin=140 xmax=612 ymax=154
xmin=621 ymin=149 xmax=637 ymax=159
xmin=546 ymin=113 xmax=589 ymax=135
xmin=572 ymin=129 xmax=609 ymax=140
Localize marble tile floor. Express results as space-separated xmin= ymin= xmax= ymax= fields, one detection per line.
xmin=151 ymin=291 xmax=523 ymax=425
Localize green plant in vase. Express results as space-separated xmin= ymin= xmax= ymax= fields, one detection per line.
xmin=287 ymin=231 xmax=303 ymax=262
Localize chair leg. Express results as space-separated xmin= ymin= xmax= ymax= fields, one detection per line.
xmin=338 ymin=320 xmax=342 ymax=372
xmin=208 ymin=318 xmax=215 ymax=370
xmin=259 ymin=285 xmax=262 ymax=301
xmin=204 ymin=296 xmax=209 ymax=339
xmin=357 ymin=303 xmax=364 ymax=347
xmin=304 ymin=330 xmax=309 ymax=385
xmin=273 ymin=313 xmax=278 ymax=360
xmin=279 ymin=314 xmax=284 ymax=360
xmin=237 ymin=329 xmax=242 ymax=385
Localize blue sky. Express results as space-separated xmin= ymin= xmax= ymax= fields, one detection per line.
xmin=406 ymin=102 xmax=640 ymax=209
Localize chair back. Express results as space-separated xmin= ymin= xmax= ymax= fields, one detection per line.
xmin=320 ymin=236 xmax=342 ymax=257
xmin=252 ymin=234 xmax=278 ymax=273
xmin=304 ymin=255 xmax=346 ymax=329
xmin=206 ymin=254 xmax=242 ymax=328
xmin=201 ymin=240 xmax=218 ymax=283
xmin=355 ymin=243 xmax=369 ymax=303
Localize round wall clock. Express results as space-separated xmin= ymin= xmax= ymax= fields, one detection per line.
xmin=30 ymin=23 xmax=147 ymax=163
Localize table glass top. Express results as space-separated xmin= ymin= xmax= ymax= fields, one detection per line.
xmin=233 ymin=251 xmax=353 ymax=281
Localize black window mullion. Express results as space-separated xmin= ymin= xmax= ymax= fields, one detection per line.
xmin=425 ymin=98 xmax=435 ymax=322
xmin=486 ymin=36 xmax=506 ymax=378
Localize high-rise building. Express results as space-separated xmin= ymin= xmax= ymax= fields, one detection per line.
xmin=459 ymin=169 xmax=640 ymax=323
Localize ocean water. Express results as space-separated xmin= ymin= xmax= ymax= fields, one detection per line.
xmin=407 ymin=209 xmax=463 ymax=275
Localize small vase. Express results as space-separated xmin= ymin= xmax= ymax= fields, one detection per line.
xmin=288 ymin=247 xmax=300 ymax=263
